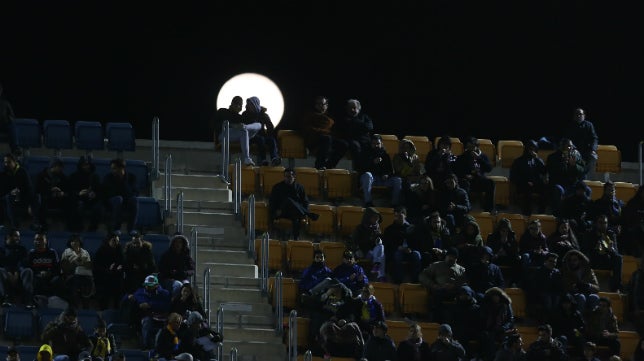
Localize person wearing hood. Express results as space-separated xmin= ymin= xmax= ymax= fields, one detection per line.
xmin=547 ymin=218 xmax=581 ymax=263
xmin=299 ymin=249 xmax=333 ymax=294
xmin=561 ymin=249 xmax=600 ymax=313
xmin=356 ymin=134 xmax=402 ymax=208
xmin=35 ymin=344 xmax=54 ymax=361
xmin=158 ymin=234 xmax=195 ymax=296
xmin=480 ymin=287 xmax=515 ymax=361
xmin=348 ymin=207 xmax=386 ymax=281
xmin=68 ymin=155 xmax=102 ymax=232
xmin=34 ymin=157 xmax=72 ymax=231
xmin=41 ymin=307 xmax=93 ymax=360
xmin=213 ymin=95 xmax=260 ymax=166
xmin=509 ymin=139 xmax=547 ymax=216
xmin=392 ymin=138 xmax=425 ymax=184
xmin=448 ymin=285 xmax=481 ymax=356
xmin=363 ymin=320 xmax=397 ymax=361
xmin=427 ymin=323 xmax=467 ymax=361
xmin=486 ymin=217 xmax=522 ymax=287
xmin=240 ymin=96 xmax=281 ymax=166
xmin=452 ymin=214 xmax=484 ymax=269
xmin=466 ymin=246 xmax=505 ymax=301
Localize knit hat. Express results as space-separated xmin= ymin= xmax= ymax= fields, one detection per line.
xmin=438 ymin=323 xmax=453 ymax=336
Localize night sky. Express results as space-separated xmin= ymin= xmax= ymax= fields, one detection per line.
xmin=1 ymin=2 xmax=642 ymax=160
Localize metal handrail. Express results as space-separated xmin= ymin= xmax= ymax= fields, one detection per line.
xmin=164 ymin=154 xmax=173 ymax=217
xmin=275 ymin=270 xmax=284 ymax=335
xmin=216 ymin=305 xmax=224 ymax=361
xmin=191 ymin=227 xmax=198 ymax=284
xmin=151 ymin=116 xmax=160 ymax=181
xmin=176 ymin=191 xmax=184 ymax=234
xmin=234 ymin=157 xmax=241 ymax=217
xmin=260 ymin=232 xmax=269 ymax=295
xmin=247 ymin=194 xmax=256 ymax=256
xmin=304 ymin=350 xmax=312 ymax=361
xmin=230 ymin=347 xmax=238 ymax=361
xmin=288 ymin=309 xmax=298 ymax=361
xmin=222 ymin=120 xmax=230 ymax=182
xmin=203 ymin=267 xmax=211 ymax=325
xmin=639 ymin=140 xmax=643 ymax=185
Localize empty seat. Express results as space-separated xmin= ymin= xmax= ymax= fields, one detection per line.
xmin=378 ymin=134 xmax=400 ymax=159
xmin=11 ymin=118 xmax=42 ymax=152
xmin=488 ymin=175 xmax=510 ymax=207
xmin=318 ymin=241 xmax=346 ymax=269
xmin=478 ymin=138 xmax=497 ymax=167
xmin=229 ymin=164 xmax=258 ymax=196
xmin=306 ymin=204 xmax=336 ymax=239
xmin=269 ymin=276 xmax=299 ymax=310
xmin=614 ymin=181 xmax=637 ymax=203
xmin=277 ymin=130 xmax=308 ymax=167
xmin=399 ymin=282 xmax=429 ymax=317
xmin=259 ymin=165 xmax=286 ymax=197
xmin=622 ymin=255 xmax=639 ymax=287
xmin=43 ymin=119 xmax=73 ymax=153
xmin=134 ymin=197 xmax=163 ymax=233
xmin=471 ymin=211 xmax=496 ymax=239
xmin=371 ymin=281 xmax=397 ymax=315
xmin=323 ymin=169 xmax=354 ymax=200
xmin=74 ymin=121 xmax=105 ymax=152
xmin=127 ymin=159 xmax=150 ymax=195
xmin=385 ymin=320 xmax=411 ymax=346
xmin=241 ymin=200 xmax=270 ymax=234
xmin=336 ymin=205 xmax=365 ymax=238
xmin=402 ymin=135 xmax=432 ymax=163
xmin=3 ymin=307 xmax=35 ymax=341
xmin=142 ymin=233 xmax=171 ymax=264
xmin=497 ymin=140 xmax=524 ymax=168
xmin=105 ymin=122 xmax=135 ymax=152
xmin=619 ymin=330 xmax=640 ymax=360
xmin=119 ymin=349 xmax=148 ymax=361
xmin=596 ymin=144 xmax=621 ymax=175
xmin=504 ymin=287 xmax=527 ymax=320
xmin=255 ymin=238 xmax=285 ymax=272
xmin=286 ymin=240 xmax=315 ymax=274
xmin=584 ymin=180 xmax=604 ymax=201
xmin=294 ymin=167 xmax=322 ymax=199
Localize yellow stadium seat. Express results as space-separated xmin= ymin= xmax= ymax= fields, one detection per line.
xmin=306 ymin=204 xmax=336 ymax=239
xmin=285 ymin=316 xmax=311 ymax=351
xmin=254 ymin=238 xmax=285 ymax=272
xmin=268 ymin=276 xmax=299 ymax=310
xmin=286 ymin=240 xmax=316 ymax=274
xmin=318 ymin=241 xmax=346 ymax=270
xmin=374 ymin=207 xmax=395 ymax=229
xmin=403 ymin=135 xmax=432 ymax=163
xmin=496 ymin=212 xmax=527 ymax=238
xmin=615 ymin=181 xmax=638 ymax=203
xmin=528 ymin=214 xmax=557 ymax=238
xmin=386 ymin=320 xmax=411 ymax=346
xmin=478 ymin=138 xmax=497 ymax=167
xmin=488 ymin=175 xmax=510 ymax=207
xmin=336 ymin=205 xmax=365 ymax=238
xmin=598 ymin=291 xmax=624 ymax=322
xmin=277 ymin=129 xmax=308 ymax=167
xmin=419 ymin=322 xmax=441 ymax=343
xmin=619 ymin=330 xmax=640 ymax=360
xmin=584 ymin=180 xmax=604 ymax=201
xmin=228 ymin=164 xmax=258 ymax=196
xmin=259 ymin=165 xmax=286 ymax=198
xmin=293 ymin=166 xmax=322 ymax=199
xmin=596 ymin=144 xmax=621 ymax=174
xmin=504 ymin=287 xmax=526 ymax=319
xmin=379 ymin=134 xmax=400 ymax=159
xmin=622 ymin=255 xmax=639 ymax=287
xmin=471 ymin=211 xmax=496 ymax=239
xmin=516 ymin=325 xmax=539 ymax=348
xmin=497 ymin=140 xmax=524 ymax=168
xmin=434 ymin=136 xmax=464 ymax=156
xmin=399 ymin=283 xmax=429 ymax=317
xmin=241 ymin=200 xmax=271 ymax=233
xmin=371 ymin=281 xmax=397 ymax=316
xmin=323 ymin=169 xmax=354 ymax=200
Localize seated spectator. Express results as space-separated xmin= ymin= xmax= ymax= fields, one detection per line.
xmin=357 ymin=134 xmax=402 ymax=208
xmin=486 ymin=217 xmax=522 ymax=287
xmin=452 ymin=215 xmax=484 ymax=269
xmin=581 ymin=341 xmax=602 ymax=361
xmin=102 ymin=158 xmax=138 ymax=232
xmin=547 ymin=218 xmax=581 ymax=263
xmin=428 ymin=323 xmax=466 ymax=361
xmin=154 ymin=312 xmax=183 ymax=360
xmin=396 ymin=323 xmax=431 ymax=361
xmin=455 ymin=136 xmax=496 ymax=213
xmin=68 ymin=155 xmax=102 ymax=232
xmin=584 ymin=297 xmax=620 ymax=357
xmin=546 ymin=138 xmax=586 ymax=217
xmin=561 ymin=249 xmax=600 ymax=313
xmin=59 ymin=234 xmax=95 ymax=307
xmin=393 ymin=138 xmax=425 ymax=187
xmin=213 ymin=95 xmax=258 ymax=166
xmin=622 ymin=185 xmax=644 ymax=256
xmin=583 ymin=214 xmax=623 ymax=292
xmin=419 ymin=247 xmax=466 ymax=323
xmin=527 ymin=252 xmax=563 ymax=321
xmin=551 ymin=293 xmax=586 ymax=358
xmin=352 ymin=284 xmax=385 ymax=337
xmin=564 ymin=107 xmax=599 ymax=179
xmin=241 ymin=96 xmax=281 ymax=166
xmin=41 ymin=307 xmax=93 ymax=361
xmin=298 ymin=249 xmax=333 ymax=295
xmin=158 ymin=234 xmax=195 ymax=297
xmin=479 ymin=287 xmax=515 ymax=361
xmin=520 ymin=219 xmax=550 ymax=277
xmin=561 ymin=180 xmax=593 ymax=235
xmin=525 ymin=324 xmax=567 ymax=361
xmin=268 ymin=167 xmax=319 ymax=240
xmin=89 ymin=318 xmax=117 ymax=361
xmin=409 ymin=211 xmax=454 ymax=268
xmin=363 ymin=320 xmax=397 ymax=361
xmin=334 ymin=98 xmax=374 ymax=163
xmin=509 ymin=139 xmax=547 ymax=216
xmin=306 ymin=279 xmax=355 ymax=354
xmin=425 ymin=135 xmax=457 ymax=187
xmin=590 ymin=181 xmax=624 ymax=233
xmin=27 ymin=231 xmax=61 ymax=298
xmin=297 ymin=95 xmax=348 ymax=170
xmin=1 ymin=153 xmax=35 ymax=228
xmin=466 ymin=246 xmax=505 ymax=301
xmin=35 ymin=157 xmax=72 ymax=231
xmin=123 ymin=274 xmax=171 ymax=350
xmin=332 ymin=251 xmax=368 ymax=295
xmin=177 ymin=310 xmax=222 ymax=361
xmin=437 ymin=173 xmax=471 ymax=233
xmin=123 ymin=230 xmax=157 ymax=293
xmin=170 ymin=282 xmax=205 ymax=318
xmin=0 ymin=228 xmax=34 ymax=308
xmin=447 ymin=285 xmax=481 ymax=356
xmin=382 ymin=206 xmax=420 ymax=284
xmin=93 ymin=231 xmax=125 ymax=310
xmin=404 ymin=174 xmax=436 ymax=223
xmin=494 ymin=333 xmax=527 ymax=361
xmin=630 ymin=258 xmax=644 ymax=328
xmin=347 ymin=207 xmax=386 ymax=280
xmin=319 ymin=318 xmax=365 ymax=359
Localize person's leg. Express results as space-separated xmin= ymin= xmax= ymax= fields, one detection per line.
xmin=371 ymin=242 xmax=386 ymax=279
xmin=316 ymin=135 xmax=332 ymax=169
xmin=125 ymin=196 xmax=138 ymax=233
xmin=611 ymin=253 xmax=623 ymax=291
xmin=550 ymin=184 xmax=565 ymax=217
xmin=327 ymin=137 xmax=349 ymax=169
xmin=386 ymin=176 xmax=402 ymax=206
xmin=392 ymin=250 xmax=406 ymax=284
xmin=20 ymin=267 xmax=34 ymax=305
xmin=408 ymin=250 xmax=422 ymax=282
xmin=251 ymin=135 xmax=268 ymax=163
xmin=108 ymin=196 xmax=124 ymax=231
xmin=141 ymin=316 xmax=154 ymax=349
xmin=482 ymin=177 xmax=496 ymax=212
xmin=360 ymin=172 xmax=374 ymax=206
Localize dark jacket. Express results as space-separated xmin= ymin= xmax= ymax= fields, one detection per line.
xmin=102 ymin=171 xmax=138 ymax=201
xmin=41 ymin=314 xmax=93 ymax=359
xmin=564 ymin=119 xmax=598 ymax=160
xmin=364 ymin=334 xmax=397 ymax=361
xmin=1 ymin=162 xmax=33 ymax=203
xmin=158 ymin=235 xmax=195 ymax=282
xmin=428 ymin=337 xmax=467 ymax=361
xmin=397 ymin=338 xmax=431 ymax=361
xmin=356 ymin=144 xmax=394 ymax=176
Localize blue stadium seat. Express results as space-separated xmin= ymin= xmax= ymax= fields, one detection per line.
xmin=62 ymin=156 xmax=80 ymax=175
xmin=74 ymin=121 xmax=104 ymax=152
xmin=3 ymin=306 xmax=36 ymax=341
xmin=127 ymin=159 xmax=150 ymax=195
xmin=38 ymin=307 xmax=63 ymax=337
xmin=106 ymin=122 xmax=135 ymax=153
xmin=43 ymin=119 xmax=73 ymax=153
xmin=24 ymin=155 xmax=52 ymax=183
xmin=134 ymin=197 xmax=163 ymax=233
xmin=11 ymin=118 xmax=42 ymax=152
xmin=46 ymin=230 xmax=72 ymax=256
xmin=76 ymin=309 xmax=100 ymax=335
xmin=16 ymin=346 xmax=39 ymax=361
xmin=142 ymin=233 xmax=170 ymax=263
xmin=81 ymin=231 xmax=107 ymax=257
xmin=94 ymin=157 xmax=112 ymax=181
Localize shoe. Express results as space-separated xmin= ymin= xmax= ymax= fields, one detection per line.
xmin=2 ymin=301 xmax=13 ymax=308
xmin=364 ymin=201 xmax=374 ymax=208
xmin=271 ymin=157 xmax=282 ymax=166
xmin=308 ymin=212 xmax=320 ymax=221
xmin=244 ymin=159 xmax=256 ymax=166
xmin=260 ymin=160 xmax=270 ymax=166
xmin=371 ymin=263 xmax=381 ymax=274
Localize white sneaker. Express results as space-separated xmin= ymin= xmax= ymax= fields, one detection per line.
xmin=244 ymin=158 xmax=256 ymax=166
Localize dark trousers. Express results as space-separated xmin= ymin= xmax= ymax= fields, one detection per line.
xmin=316 ymin=135 xmax=348 ymax=169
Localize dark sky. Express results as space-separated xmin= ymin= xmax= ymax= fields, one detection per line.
xmin=1 ymin=2 xmax=642 ymax=160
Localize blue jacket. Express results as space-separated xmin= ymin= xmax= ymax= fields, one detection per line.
xmin=333 ymin=262 xmax=368 ymax=293
xmin=133 ymin=285 xmax=171 ymax=314
xmin=299 ymin=262 xmax=332 ymax=293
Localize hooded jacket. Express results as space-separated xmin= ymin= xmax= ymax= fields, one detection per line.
xmin=561 ymin=249 xmax=600 ymax=295
xmin=36 ymin=344 xmax=53 ymax=361
xmin=349 ymin=207 xmax=382 ymax=255
xmin=393 ymin=139 xmax=424 ymax=179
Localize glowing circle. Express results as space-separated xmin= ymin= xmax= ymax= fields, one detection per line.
xmin=216 ymin=73 xmax=285 ymax=127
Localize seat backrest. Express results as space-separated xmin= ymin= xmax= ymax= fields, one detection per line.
xmin=584 ymin=180 xmax=604 ymax=201
xmin=307 ymin=204 xmax=336 ymax=238
xmin=497 ymin=140 xmax=524 ymax=168
xmin=11 ymin=118 xmax=42 ymax=149
xmin=471 ymin=211 xmax=496 ymax=240
xmin=398 ymin=283 xmax=429 ymax=316
xmin=127 ymin=159 xmax=150 ymax=195
xmin=318 ymin=241 xmax=346 ymax=269
xmin=277 ymin=129 xmax=308 ymax=160
xmin=293 ymin=167 xmax=322 ymax=199
xmin=614 ymin=181 xmax=637 ymax=203
xmin=323 ymin=169 xmax=353 ymax=200
xmin=478 ymin=138 xmax=497 ymax=167
xmin=596 ymin=144 xmax=621 ymax=174
xmin=286 ymin=240 xmax=315 ymax=273
xmin=43 ymin=119 xmax=73 ymax=151
xmin=402 ymin=135 xmax=432 ymax=163
xmin=105 ymin=122 xmax=136 ymax=152
xmin=370 ymin=281 xmax=397 ymax=315
xmin=74 ymin=121 xmax=105 ymax=151
xmin=76 ymin=309 xmax=100 ymax=335
xmin=142 ymin=233 xmax=170 ymax=264
xmin=378 ymin=134 xmax=400 ymax=159
xmin=135 ymin=197 xmax=163 ymax=232
xmin=259 ymin=165 xmax=286 ymax=197
xmin=3 ymin=307 xmax=35 ymax=341
xmin=24 ymin=155 xmax=52 ymax=183
xmin=337 ymin=205 xmax=365 ymax=237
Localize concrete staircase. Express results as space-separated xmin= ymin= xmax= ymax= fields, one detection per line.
xmin=155 ymin=169 xmax=286 ymax=361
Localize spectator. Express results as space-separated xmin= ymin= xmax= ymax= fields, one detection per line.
xmin=1 ymin=153 xmax=35 ymax=228
xmin=584 ymin=297 xmax=621 ymax=357
xmin=480 ymin=287 xmax=515 ymax=361
xmin=124 ymin=274 xmax=171 ymax=350
xmin=493 ymin=333 xmax=527 ymax=361
xmin=6 ymin=346 xmax=20 ymax=361
xmin=41 ymin=307 xmax=93 ymax=361
xmin=392 ymin=138 xmax=425 ymax=187
xmin=297 ymin=95 xmax=348 ymax=170
xmin=307 ymin=280 xmax=355 ymax=354
xmin=34 ymin=157 xmax=71 ymax=231
xmin=298 ymin=249 xmax=333 ymax=295
xmin=27 ymin=232 xmax=61 ymax=297
xmin=561 ymin=249 xmax=600 ymax=313
xmin=419 ymin=247 xmax=466 ymax=323
xmin=437 ymin=173 xmax=471 ymax=233
xmin=333 ymin=251 xmax=369 ymax=295
xmin=466 ymin=246 xmax=505 ymax=301
xmin=158 ymin=234 xmax=195 ymax=296
xmin=520 ymin=219 xmax=550 ymax=280
xmin=404 ymin=174 xmax=436 ymax=223
xmin=409 ymin=211 xmax=454 ymax=268
xmin=213 ymin=95 xmax=259 ymax=166
xmin=59 ymin=234 xmax=95 ymax=307
xmin=561 ymin=180 xmax=593 ymax=235
xmin=622 ymin=185 xmax=644 ymax=256
xmin=382 ymin=206 xmax=420 ymax=284
xmin=448 ymin=285 xmax=481 ymax=356
xmin=525 ymin=324 xmax=567 ymax=361
xmin=425 ymin=135 xmax=457 ymax=187
xmin=241 ymin=96 xmax=281 ymax=166
xmin=334 ymin=98 xmax=374 ymax=162
xmin=170 ymin=282 xmax=206 ymax=319
xmin=363 ymin=320 xmax=397 ymax=361
xmin=591 ymin=181 xmax=624 ymax=233
xmin=454 ymin=136 xmax=496 ymax=213
xmin=0 ymin=228 xmax=34 ymax=308
xmin=509 ymin=139 xmax=547 ymax=216
xmin=581 ymin=341 xmax=602 ymax=361
xmin=68 ymin=155 xmax=102 ymax=232
xmin=319 ymin=318 xmax=365 ymax=359
xmin=583 ymin=213 xmax=623 ymax=292
xmin=347 ymin=207 xmax=386 ymax=280
xmin=353 ymin=284 xmax=385 ymax=337
xmin=89 ymin=318 xmax=117 ymax=361
xmin=486 ymin=217 xmax=522 ymax=287
xmin=154 ymin=312 xmax=183 ymax=360
xmin=396 ymin=323 xmax=431 ymax=361
xmin=268 ymin=167 xmax=319 ymax=241
xmin=35 ymin=344 xmax=54 ymax=361
xmin=452 ymin=214 xmax=484 ymax=269
xmin=427 ymin=323 xmax=466 ymax=361
xmin=547 ymin=218 xmax=581 ymax=263
xmin=123 ymin=231 xmax=157 ymax=293
xmin=102 ymin=158 xmax=138 ymax=232
xmin=177 ymin=310 xmax=222 ymax=361
xmin=564 ymin=107 xmax=599 ymax=178
xmin=551 ymin=293 xmax=586 ymax=358
xmin=546 ymin=138 xmax=586 ymax=217
xmin=356 ymin=134 xmax=402 ymax=208
xmin=93 ymin=231 xmax=125 ymax=310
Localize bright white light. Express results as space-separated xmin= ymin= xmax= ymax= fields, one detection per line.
xmin=216 ymin=73 xmax=285 ymax=127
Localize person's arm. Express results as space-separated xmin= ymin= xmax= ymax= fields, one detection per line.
xmin=478 ymin=152 xmax=493 ymax=174
xmin=454 ymin=188 xmax=472 ymax=213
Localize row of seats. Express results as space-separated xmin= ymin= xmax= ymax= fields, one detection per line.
xmin=275 ymin=130 xmax=623 ymax=175
xmin=10 ymin=118 xmax=136 ymax=154
xmin=0 ymin=345 xmax=147 ymax=361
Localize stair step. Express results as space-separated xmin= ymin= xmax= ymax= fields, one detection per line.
xmin=203 ymin=262 xmax=258 ymax=278
xmin=197 ymin=249 xmax=254 ymax=264
xmin=219 ymin=340 xmax=286 ymax=361
xmin=156 ymin=173 xmax=230 ymax=189
xmin=182 ymin=211 xmax=236 ymax=225
xmin=210 ymin=287 xmax=266 ymax=304
xmin=162 ymin=187 xmax=232 ymax=202
xmin=210 ymin=276 xmax=262 ymax=288
xmin=219 ymin=326 xmax=281 ymax=343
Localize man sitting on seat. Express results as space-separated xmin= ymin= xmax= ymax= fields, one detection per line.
xmin=102 ymin=158 xmax=138 ymax=232
xmin=269 ymin=167 xmax=318 ymax=240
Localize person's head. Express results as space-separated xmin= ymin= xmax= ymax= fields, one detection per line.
xmin=143 ymin=274 xmax=159 ymax=291
xmin=370 ymin=134 xmax=383 ymax=149
xmin=313 ymin=96 xmax=329 ymax=114
xmin=110 ymin=158 xmax=126 ymax=177
xmin=246 ymin=96 xmax=261 ymax=113
xmin=595 ymin=214 xmax=609 ymax=233
xmin=7 ymin=346 xmax=19 ymax=361
xmin=480 ymin=246 xmax=493 ymax=265
xmin=444 ymin=173 xmax=458 ymax=190
xmin=180 ymin=282 xmax=196 ymax=301
xmin=544 ymin=253 xmax=558 ymax=270
xmin=464 ymin=136 xmax=479 ymax=152
xmin=34 ymin=232 xmax=48 ymax=250
xmin=603 ymin=180 xmax=616 ymax=199
xmin=575 ymin=180 xmax=589 ymax=196
xmin=129 ymin=230 xmax=142 ymax=246
xmin=167 ymin=312 xmax=183 ymax=331
xmin=360 ymin=284 xmax=375 ymax=300
xmin=105 ymin=231 xmax=120 ymax=248
xmin=408 ymin=323 xmax=422 ymax=340
xmin=574 ymin=107 xmax=585 ymax=123
xmin=525 ymin=139 xmax=539 ymax=157
xmin=313 ymin=249 xmax=325 ymax=264
xmin=62 ymin=307 xmax=78 ymax=327
xmin=5 ymin=228 xmax=21 ymax=245
xmin=429 ymin=211 xmax=443 ymax=231
xmin=372 ymin=320 xmax=388 ymax=338
xmin=186 ymin=310 xmax=204 ymax=329
xmin=437 ymin=136 xmax=452 ymax=152
xmin=527 ymin=219 xmax=541 ymax=237
xmin=393 ymin=206 xmax=406 ymax=224
xmin=95 ymin=317 xmax=107 ymax=336
xmin=559 ymin=138 xmax=574 ymax=154
xmin=496 ymin=218 xmax=512 ymax=236
xmin=557 ymin=219 xmax=571 ymax=234
xmin=171 ymin=234 xmax=188 ymax=253
xmin=49 ymin=158 xmax=64 ymax=175
xmin=173 ymin=353 xmax=193 ymax=361
xmin=77 ymin=155 xmax=94 ymax=173
xmin=445 ymin=247 xmax=459 ymax=266
xmin=561 ymin=293 xmax=576 ymax=310
xmin=283 ymin=168 xmax=296 ymax=185
xmin=438 ymin=323 xmax=453 ymax=338
xmin=37 ymin=345 xmax=53 ymax=361
xmin=3 ymin=153 xmax=18 ymax=171
xmin=230 ymin=96 xmax=243 ymax=114
xmin=506 ymin=333 xmax=523 ymax=351
xmin=346 ymin=99 xmax=361 ymax=117
xmin=598 ymin=297 xmax=612 ymax=312
xmin=537 ymin=324 xmax=553 ymax=341
xmin=67 ymin=233 xmax=83 ymax=251
xmin=583 ymin=341 xmax=597 ymax=358
xmin=343 ymin=250 xmax=355 ymax=264
xmin=418 ymin=175 xmax=433 ymax=191
xmin=567 ymin=252 xmax=582 ymax=269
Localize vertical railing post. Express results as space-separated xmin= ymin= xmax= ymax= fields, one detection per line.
xmin=304 ymin=350 xmax=312 ymax=361
xmin=260 ymin=232 xmax=269 ymax=295
xmin=639 ymin=140 xmax=643 ymax=185
xmin=190 ymin=227 xmax=198 ymax=284
xmin=275 ymin=271 xmax=284 ymax=336
xmin=222 ymin=120 xmax=230 ymax=182
xmin=216 ymin=306 xmax=224 ymax=361
xmin=151 ymin=116 xmax=160 ymax=181
xmin=229 ymin=347 xmax=238 ymax=361
xmin=176 ymin=191 xmax=184 ymax=234
xmin=203 ymin=268 xmax=211 ymax=325
xmin=247 ymin=194 xmax=256 ymax=256
xmin=164 ymin=154 xmax=173 ymax=218
xmin=234 ymin=157 xmax=241 ymax=217
xmin=288 ymin=309 xmax=298 ymax=361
